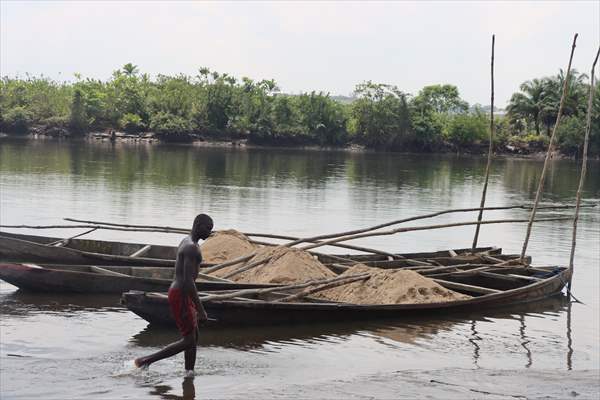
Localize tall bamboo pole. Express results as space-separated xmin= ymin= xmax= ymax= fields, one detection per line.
xmin=472 ymin=34 xmax=495 ymax=249
xmin=568 ymin=46 xmax=600 ymax=290
xmin=520 ymin=33 xmax=578 ymax=261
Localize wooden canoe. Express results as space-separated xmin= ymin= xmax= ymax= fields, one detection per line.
xmin=0 ymin=231 xmax=518 ymax=267
xmin=121 ymin=265 xmax=572 ymax=327
xmin=0 ymin=263 xmax=277 ymax=293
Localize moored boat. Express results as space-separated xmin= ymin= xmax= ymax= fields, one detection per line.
xmin=0 ymin=231 xmax=520 ymax=267
xmin=121 ymin=265 xmax=571 ymax=327
xmin=0 ymin=263 xmax=277 ymax=293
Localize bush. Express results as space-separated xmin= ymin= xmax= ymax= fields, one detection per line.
xmin=2 ymin=106 xmax=32 ymax=134
xmin=445 ymin=113 xmax=487 ymax=145
xmin=149 ymin=111 xmax=194 ymax=141
xmin=409 ymin=112 xmax=444 ymax=149
xmin=510 ymin=133 xmax=549 ymax=146
xmin=42 ymin=115 xmax=69 ymax=129
xmin=119 ymin=113 xmax=145 ymax=134
xmin=556 ymin=115 xmax=585 ymax=156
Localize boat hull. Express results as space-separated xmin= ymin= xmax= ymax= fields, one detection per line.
xmin=122 ymin=267 xmax=572 ymax=327
xmin=0 ymin=264 xmax=277 ymax=293
xmin=0 ymin=231 xmax=509 ymax=267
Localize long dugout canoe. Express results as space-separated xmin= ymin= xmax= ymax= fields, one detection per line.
xmin=0 ymin=263 xmax=277 ymax=293
xmin=0 ymin=231 xmax=510 ymax=267
xmin=122 ymin=266 xmax=571 ymax=327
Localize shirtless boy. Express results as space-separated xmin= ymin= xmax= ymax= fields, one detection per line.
xmin=134 ymin=214 xmax=213 ymax=376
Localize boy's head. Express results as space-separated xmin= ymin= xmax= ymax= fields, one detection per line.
xmin=191 ymin=214 xmax=213 ymax=241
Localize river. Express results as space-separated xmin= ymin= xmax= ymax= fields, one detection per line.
xmin=0 ymin=138 xmax=598 ymax=399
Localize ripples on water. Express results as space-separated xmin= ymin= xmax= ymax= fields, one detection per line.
xmin=0 ymin=139 xmax=598 ymax=399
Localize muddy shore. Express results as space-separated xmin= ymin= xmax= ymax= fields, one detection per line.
xmin=1 ymin=132 xmax=590 ymax=160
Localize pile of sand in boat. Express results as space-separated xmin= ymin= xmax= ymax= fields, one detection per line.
xmin=201 ymin=230 xmax=470 ymax=305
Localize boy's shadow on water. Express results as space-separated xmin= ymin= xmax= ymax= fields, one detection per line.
xmin=150 ymin=377 xmax=195 ymax=400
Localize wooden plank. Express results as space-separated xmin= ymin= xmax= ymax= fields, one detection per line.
xmin=197 ymin=272 xmax=234 ymax=283
xmin=414 ymin=263 xmax=487 ymax=274
xmin=432 ymin=278 xmax=501 ymax=295
xmin=507 ymin=274 xmax=543 ymax=282
xmin=130 ymin=245 xmax=152 ymax=258
xmin=89 ymin=266 xmax=131 ymax=277
xmin=478 ymin=271 xmax=526 ymax=283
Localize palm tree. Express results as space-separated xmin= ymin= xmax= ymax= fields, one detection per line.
xmin=507 ymin=78 xmax=546 ymax=135
xmin=537 ymin=70 xmax=587 ymax=135
xmin=122 ymin=63 xmax=139 ymax=77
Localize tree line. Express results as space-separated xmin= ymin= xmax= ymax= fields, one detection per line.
xmin=1 ymin=63 xmax=598 ymax=155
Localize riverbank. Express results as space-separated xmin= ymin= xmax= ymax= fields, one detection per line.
xmin=1 ymin=131 xmax=588 ymax=160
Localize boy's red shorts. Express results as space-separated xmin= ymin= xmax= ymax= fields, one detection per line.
xmin=168 ymin=287 xmax=197 ymax=336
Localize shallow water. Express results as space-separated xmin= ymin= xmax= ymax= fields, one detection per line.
xmin=0 ymin=138 xmax=599 ymax=399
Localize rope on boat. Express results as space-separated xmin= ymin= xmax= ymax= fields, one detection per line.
xmin=559 ymin=274 xmax=585 ymax=305
xmin=520 ymin=34 xmax=578 ymax=262
xmin=472 ymin=34 xmax=495 ymax=249
xmin=567 ymin=46 xmax=600 ymax=293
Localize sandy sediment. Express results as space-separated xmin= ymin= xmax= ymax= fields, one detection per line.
xmin=316 ymin=264 xmax=471 ymax=304
xmin=222 ymin=246 xmax=336 ymax=284
xmin=200 ymin=230 xmax=256 ymax=263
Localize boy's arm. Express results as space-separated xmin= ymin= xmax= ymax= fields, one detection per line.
xmin=182 ymin=245 xmax=208 ymax=321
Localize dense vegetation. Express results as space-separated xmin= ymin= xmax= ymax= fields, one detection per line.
xmin=1 ymin=64 xmax=598 ymax=156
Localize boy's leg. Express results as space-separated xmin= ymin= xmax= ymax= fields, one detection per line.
xmin=184 ymin=329 xmax=198 ymax=371
xmin=135 ymin=333 xmax=195 ymax=368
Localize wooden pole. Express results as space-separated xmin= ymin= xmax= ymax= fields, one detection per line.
xmin=196 ymin=273 xmax=371 ymax=303
xmin=59 ymin=205 xmax=573 ymax=246
xmin=299 ymin=217 xmax=570 ymax=252
xmin=521 ymin=33 xmax=578 ymax=261
xmin=473 ymin=34 xmax=495 ymax=249
xmin=47 ymin=227 xmax=98 ymax=246
xmin=275 ymin=273 xmax=371 ymax=302
xmin=568 ymin=46 xmax=600 ymax=290
xmin=64 ymin=218 xmax=188 ymax=233
xmin=1 ymin=204 xmax=590 ymax=233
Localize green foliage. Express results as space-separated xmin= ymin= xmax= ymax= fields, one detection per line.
xmin=508 ymin=133 xmax=549 ymax=149
xmin=296 ymin=91 xmax=348 ymax=145
xmin=350 ymin=81 xmax=410 ymax=147
xmin=412 ymin=84 xmax=468 ymax=114
xmin=195 ymin=70 xmax=237 ymax=131
xmin=119 ymin=113 xmax=145 ymax=134
xmin=69 ymin=88 xmax=88 ymax=134
xmin=556 ymin=115 xmax=586 ymax=156
xmin=445 ymin=112 xmax=487 ymax=145
xmin=149 ymin=111 xmax=193 ymax=138
xmin=0 ymin=65 xmax=596 ymax=156
xmin=2 ymin=106 xmax=32 ymax=134
xmin=507 ymin=70 xmax=588 ymax=137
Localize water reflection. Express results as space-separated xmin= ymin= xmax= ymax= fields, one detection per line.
xmin=469 ymin=320 xmax=482 ymax=368
xmin=519 ymin=314 xmax=532 ymax=368
xmin=129 ymin=295 xmax=571 ymax=370
xmin=566 ymin=300 xmax=574 ymax=370
xmin=0 ymin=289 xmax=122 ymax=317
xmin=150 ymin=378 xmax=196 ymax=400
xmin=1 ymin=139 xmax=598 ymax=198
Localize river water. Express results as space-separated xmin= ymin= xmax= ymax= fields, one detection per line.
xmin=0 ymin=138 xmax=599 ymax=399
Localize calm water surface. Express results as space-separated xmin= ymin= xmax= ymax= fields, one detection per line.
xmin=0 ymin=138 xmax=599 ymax=399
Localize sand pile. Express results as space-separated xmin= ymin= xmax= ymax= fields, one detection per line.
xmin=200 ymin=230 xmax=256 ymax=263
xmin=222 ymin=246 xmax=336 ymax=284
xmin=316 ymin=264 xmax=471 ymax=305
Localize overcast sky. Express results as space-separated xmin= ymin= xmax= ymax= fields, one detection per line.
xmin=1 ymin=1 xmax=598 ymax=107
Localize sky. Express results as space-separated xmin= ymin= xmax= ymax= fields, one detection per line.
xmin=1 ymin=1 xmax=599 ymax=107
